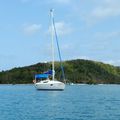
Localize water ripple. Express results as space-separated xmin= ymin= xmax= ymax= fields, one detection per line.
xmin=0 ymin=84 xmax=120 ymax=120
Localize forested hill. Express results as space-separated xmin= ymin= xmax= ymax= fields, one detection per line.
xmin=0 ymin=59 xmax=120 ymax=84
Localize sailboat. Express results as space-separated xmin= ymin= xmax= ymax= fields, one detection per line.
xmin=33 ymin=9 xmax=65 ymax=90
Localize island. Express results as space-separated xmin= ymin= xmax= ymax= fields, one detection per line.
xmin=0 ymin=59 xmax=120 ymax=84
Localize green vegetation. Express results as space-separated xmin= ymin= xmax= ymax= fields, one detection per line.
xmin=0 ymin=59 xmax=120 ymax=84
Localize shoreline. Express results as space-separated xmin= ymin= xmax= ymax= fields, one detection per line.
xmin=0 ymin=83 xmax=120 ymax=85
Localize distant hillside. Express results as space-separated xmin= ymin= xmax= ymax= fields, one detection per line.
xmin=0 ymin=59 xmax=120 ymax=84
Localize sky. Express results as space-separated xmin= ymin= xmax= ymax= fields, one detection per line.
xmin=0 ymin=0 xmax=120 ymax=70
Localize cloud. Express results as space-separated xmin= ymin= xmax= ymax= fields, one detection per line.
xmin=23 ymin=24 xmax=41 ymax=35
xmin=103 ymin=59 xmax=120 ymax=65
xmin=61 ymin=44 xmax=71 ymax=50
xmin=55 ymin=22 xmax=72 ymax=35
xmin=78 ymin=56 xmax=90 ymax=60
xmin=76 ymin=0 xmax=120 ymax=24
xmin=91 ymin=6 xmax=120 ymax=19
xmin=48 ymin=21 xmax=72 ymax=36
xmin=95 ymin=31 xmax=120 ymax=40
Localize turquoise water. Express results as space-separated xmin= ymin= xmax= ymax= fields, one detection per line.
xmin=0 ymin=84 xmax=120 ymax=120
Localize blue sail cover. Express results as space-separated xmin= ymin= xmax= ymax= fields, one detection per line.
xmin=35 ymin=74 xmax=48 ymax=79
xmin=44 ymin=70 xmax=53 ymax=75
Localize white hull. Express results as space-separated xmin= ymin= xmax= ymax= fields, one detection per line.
xmin=35 ymin=79 xmax=65 ymax=90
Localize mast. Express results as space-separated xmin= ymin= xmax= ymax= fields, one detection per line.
xmin=50 ymin=9 xmax=55 ymax=81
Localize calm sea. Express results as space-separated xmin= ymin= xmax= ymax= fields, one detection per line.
xmin=0 ymin=84 xmax=120 ymax=120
